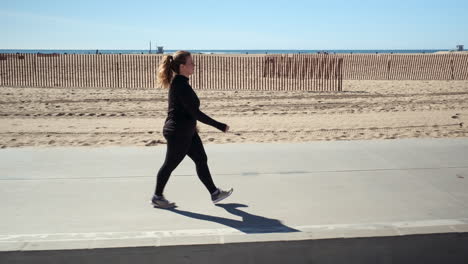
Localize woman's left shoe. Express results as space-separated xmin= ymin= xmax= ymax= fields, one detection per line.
xmin=151 ymin=195 xmax=176 ymax=209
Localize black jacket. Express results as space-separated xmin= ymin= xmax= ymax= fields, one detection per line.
xmin=163 ymin=75 xmax=227 ymax=135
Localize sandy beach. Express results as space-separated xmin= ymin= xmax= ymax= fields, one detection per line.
xmin=0 ymin=80 xmax=467 ymax=148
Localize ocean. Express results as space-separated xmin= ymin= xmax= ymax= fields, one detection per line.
xmin=0 ymin=49 xmax=448 ymax=55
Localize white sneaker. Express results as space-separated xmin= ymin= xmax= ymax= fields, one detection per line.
xmin=211 ymin=188 xmax=233 ymax=203
xmin=151 ymin=195 xmax=176 ymax=209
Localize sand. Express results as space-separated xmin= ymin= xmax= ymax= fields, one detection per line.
xmin=0 ymin=80 xmax=467 ymax=148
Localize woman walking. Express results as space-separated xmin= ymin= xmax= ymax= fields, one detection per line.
xmin=152 ymin=51 xmax=233 ymax=209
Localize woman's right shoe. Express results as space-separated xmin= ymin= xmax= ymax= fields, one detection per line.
xmin=151 ymin=195 xmax=176 ymax=209
xmin=211 ymin=188 xmax=233 ymax=203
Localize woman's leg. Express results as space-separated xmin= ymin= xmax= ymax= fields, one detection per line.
xmin=186 ymin=133 xmax=218 ymax=194
xmin=154 ymin=133 xmax=192 ymax=196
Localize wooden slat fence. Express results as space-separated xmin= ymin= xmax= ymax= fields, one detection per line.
xmin=338 ymin=54 xmax=468 ymax=80
xmin=2 ymin=53 xmax=467 ymax=91
xmin=0 ymin=54 xmax=343 ymax=91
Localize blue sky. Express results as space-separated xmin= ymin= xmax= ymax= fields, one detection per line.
xmin=1 ymin=0 xmax=467 ymax=50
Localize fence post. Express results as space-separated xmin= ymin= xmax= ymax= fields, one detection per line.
xmin=450 ymin=57 xmax=454 ymax=80
xmin=115 ymin=54 xmax=122 ymax=87
xmin=387 ymin=55 xmax=391 ymax=80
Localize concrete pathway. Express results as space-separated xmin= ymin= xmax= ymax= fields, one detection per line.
xmin=1 ymin=138 xmax=468 ymax=263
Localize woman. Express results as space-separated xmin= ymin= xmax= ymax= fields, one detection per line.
xmin=152 ymin=51 xmax=233 ymax=209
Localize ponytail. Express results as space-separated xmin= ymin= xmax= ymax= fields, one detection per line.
xmin=156 ymin=51 xmax=192 ymax=89
xmin=157 ymin=55 xmax=174 ymax=89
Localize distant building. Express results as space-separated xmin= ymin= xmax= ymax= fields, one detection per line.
xmin=157 ymin=46 xmax=164 ymax=54
xmin=456 ymin=45 xmax=464 ymax=51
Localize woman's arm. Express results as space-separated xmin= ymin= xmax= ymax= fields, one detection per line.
xmin=179 ymin=85 xmax=228 ymax=132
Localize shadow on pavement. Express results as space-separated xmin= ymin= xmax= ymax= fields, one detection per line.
xmin=167 ymin=203 xmax=299 ymax=234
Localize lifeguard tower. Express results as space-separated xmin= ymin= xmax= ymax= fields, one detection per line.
xmin=157 ymin=46 xmax=164 ymax=54
xmin=456 ymin=45 xmax=464 ymax=51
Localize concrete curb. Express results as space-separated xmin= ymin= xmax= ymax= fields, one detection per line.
xmin=2 ymin=232 xmax=468 ymax=264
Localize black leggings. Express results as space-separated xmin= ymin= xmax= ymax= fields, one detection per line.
xmin=155 ymin=132 xmax=217 ymax=196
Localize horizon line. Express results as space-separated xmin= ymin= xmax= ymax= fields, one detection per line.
xmin=0 ymin=48 xmax=453 ymax=51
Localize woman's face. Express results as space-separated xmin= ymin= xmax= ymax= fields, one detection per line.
xmin=180 ymin=56 xmax=195 ymax=76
